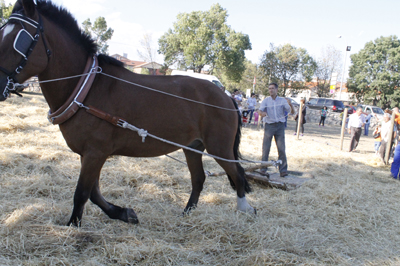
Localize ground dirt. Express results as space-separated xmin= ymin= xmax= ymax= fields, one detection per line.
xmin=0 ymin=92 xmax=398 ymax=266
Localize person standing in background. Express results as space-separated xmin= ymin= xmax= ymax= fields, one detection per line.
xmin=347 ymin=107 xmax=366 ymax=152
xmin=319 ymin=106 xmax=328 ymax=127
xmin=247 ymin=93 xmax=257 ymax=124
xmin=364 ymin=111 xmax=372 ymax=136
xmin=258 ymin=83 xmax=294 ymax=177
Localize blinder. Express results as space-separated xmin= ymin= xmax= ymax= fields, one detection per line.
xmin=14 ymin=29 xmax=36 ymax=59
xmin=0 ymin=11 xmax=51 ymax=99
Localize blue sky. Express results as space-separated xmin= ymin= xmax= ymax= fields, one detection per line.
xmin=6 ymin=0 xmax=400 ymax=77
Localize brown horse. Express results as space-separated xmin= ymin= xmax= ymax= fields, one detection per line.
xmin=0 ymin=0 xmax=255 ymax=226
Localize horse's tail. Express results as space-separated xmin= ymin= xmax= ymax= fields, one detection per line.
xmin=227 ymin=98 xmax=252 ymax=193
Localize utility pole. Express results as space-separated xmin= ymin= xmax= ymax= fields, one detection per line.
xmin=337 ymin=36 xmax=351 ymax=100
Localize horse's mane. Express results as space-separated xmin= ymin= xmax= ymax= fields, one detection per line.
xmin=12 ymin=0 xmax=123 ymax=67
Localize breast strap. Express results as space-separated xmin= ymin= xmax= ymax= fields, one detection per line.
xmin=47 ymin=55 xmax=98 ymax=124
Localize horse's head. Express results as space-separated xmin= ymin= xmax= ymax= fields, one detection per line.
xmin=0 ymin=0 xmax=50 ymax=101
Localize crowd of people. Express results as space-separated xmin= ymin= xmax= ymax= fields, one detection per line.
xmin=231 ymin=85 xmax=400 ymax=179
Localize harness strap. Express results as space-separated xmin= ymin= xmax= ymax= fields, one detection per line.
xmin=86 ymin=105 xmax=123 ymax=127
xmin=48 ymin=55 xmax=98 ymax=124
xmin=82 ymin=103 xmax=280 ymax=166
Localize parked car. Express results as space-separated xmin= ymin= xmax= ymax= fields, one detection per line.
xmin=306 ymin=98 xmax=344 ymax=112
xmin=288 ymin=98 xmax=300 ymax=107
xmin=362 ymin=105 xmax=385 ymax=120
xmin=344 ymin=105 xmax=357 ymax=114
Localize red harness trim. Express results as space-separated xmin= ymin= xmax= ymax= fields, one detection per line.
xmin=47 ymin=55 xmax=98 ymax=124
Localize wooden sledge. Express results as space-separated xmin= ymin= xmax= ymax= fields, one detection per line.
xmin=207 ymin=165 xmax=313 ymax=191
xmin=246 ymin=170 xmax=313 ymax=191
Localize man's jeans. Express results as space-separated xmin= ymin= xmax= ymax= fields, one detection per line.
xmin=262 ymin=122 xmax=288 ymax=173
xmin=364 ymin=123 xmax=370 ymax=136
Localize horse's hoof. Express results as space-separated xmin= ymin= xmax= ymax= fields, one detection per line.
xmin=67 ymin=218 xmax=81 ymax=227
xmin=122 ymin=208 xmax=139 ymax=224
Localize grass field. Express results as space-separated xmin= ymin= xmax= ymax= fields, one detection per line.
xmin=0 ymin=92 xmax=399 ymax=265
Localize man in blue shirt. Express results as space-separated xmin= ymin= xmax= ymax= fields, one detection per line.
xmin=258 ymin=83 xmax=294 ymax=177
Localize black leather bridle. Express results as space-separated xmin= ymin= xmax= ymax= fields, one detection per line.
xmin=0 ymin=11 xmax=51 ymax=98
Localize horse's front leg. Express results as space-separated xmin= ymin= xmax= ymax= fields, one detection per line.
xmin=67 ymin=153 xmax=107 ymax=226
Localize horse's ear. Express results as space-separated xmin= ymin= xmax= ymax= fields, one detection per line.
xmin=21 ymin=0 xmax=36 ymax=17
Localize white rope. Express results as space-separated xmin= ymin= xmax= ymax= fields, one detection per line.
xmin=20 ymin=70 xmax=296 ymax=116
xmin=18 ymin=70 xmax=283 ymax=166
xmin=116 ymin=119 xmax=278 ymax=165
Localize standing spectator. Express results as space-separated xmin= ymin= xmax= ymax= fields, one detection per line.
xmin=253 ymin=109 xmax=259 ymax=125
xmin=258 ymin=83 xmax=294 ymax=177
xmin=364 ymin=111 xmax=372 ymax=136
xmin=233 ymin=89 xmax=242 ymax=103
xmin=242 ymin=109 xmax=249 ymax=126
xmin=379 ymin=113 xmax=396 ymax=163
xmin=393 ymin=107 xmax=400 ymax=144
xmin=294 ymin=99 xmax=306 ymax=136
xmin=247 ymin=93 xmax=257 ymax=124
xmin=347 ymin=107 xmax=366 ymax=152
xmin=319 ymin=106 xmax=328 ymax=127
xmin=391 ymin=143 xmax=400 ymax=179
xmin=284 ymin=110 xmax=289 ymax=128
xmin=373 ymin=124 xmax=381 ymax=156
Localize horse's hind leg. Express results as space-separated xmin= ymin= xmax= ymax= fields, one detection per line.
xmin=183 ymin=140 xmax=206 ymax=214
xmin=214 ymin=159 xmax=255 ymax=214
xmin=90 ymin=180 xmax=138 ymax=224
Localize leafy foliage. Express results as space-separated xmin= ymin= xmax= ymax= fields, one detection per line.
xmin=158 ymin=4 xmax=251 ymax=82
xmin=217 ymin=60 xmax=266 ymax=95
xmin=82 ymin=17 xmax=114 ymax=54
xmin=259 ymin=43 xmax=317 ymax=96
xmin=348 ymin=35 xmax=400 ymax=108
xmin=0 ymin=0 xmax=13 ymax=27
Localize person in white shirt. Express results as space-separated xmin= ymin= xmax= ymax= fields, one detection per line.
xmin=347 ymin=107 xmax=366 ymax=152
xmin=258 ymin=83 xmax=294 ymax=177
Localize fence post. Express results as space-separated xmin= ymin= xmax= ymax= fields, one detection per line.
xmin=296 ymin=102 xmax=304 ymax=140
xmin=340 ymin=108 xmax=348 ymax=151
xmin=384 ymin=114 xmax=396 ymax=164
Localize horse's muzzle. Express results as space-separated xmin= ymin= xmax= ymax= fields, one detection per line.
xmin=0 ymin=79 xmax=8 ymax=101
xmin=0 ymin=77 xmax=11 ymax=101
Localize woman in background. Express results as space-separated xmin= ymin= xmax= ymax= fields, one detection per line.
xmin=319 ymin=106 xmax=328 ymax=127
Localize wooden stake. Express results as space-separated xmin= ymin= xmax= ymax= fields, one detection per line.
xmin=340 ymin=108 xmax=348 ymax=151
xmin=384 ymin=113 xmax=396 ymax=164
xmin=296 ymin=102 xmax=304 ymax=139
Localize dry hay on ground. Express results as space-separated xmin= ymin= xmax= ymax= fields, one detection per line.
xmin=0 ymin=92 xmax=400 ymax=265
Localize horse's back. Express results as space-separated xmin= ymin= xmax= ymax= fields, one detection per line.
xmin=69 ymin=67 xmax=239 ymax=157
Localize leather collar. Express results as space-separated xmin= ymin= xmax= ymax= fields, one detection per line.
xmin=48 ymin=55 xmax=98 ymax=124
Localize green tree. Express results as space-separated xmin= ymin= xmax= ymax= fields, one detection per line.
xmin=82 ymin=17 xmax=114 ymax=54
xmin=1 ymin=1 xmax=13 ymax=27
xmin=158 ymin=4 xmax=251 ymax=82
xmin=347 ymin=35 xmax=400 ymax=108
xmin=217 ymin=60 xmax=266 ymax=95
xmin=314 ymin=45 xmax=342 ymax=97
xmin=259 ymin=43 xmax=317 ymax=97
